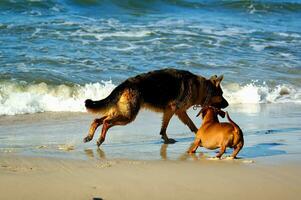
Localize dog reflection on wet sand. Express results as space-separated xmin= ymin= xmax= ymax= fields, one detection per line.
xmin=84 ymin=148 xmax=106 ymax=160
xmin=84 ymin=143 xmax=238 ymax=161
xmin=160 ymin=144 xmax=207 ymax=161
xmin=83 ymin=145 xmax=205 ymax=161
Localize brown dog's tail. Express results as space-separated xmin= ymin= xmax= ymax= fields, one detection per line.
xmin=226 ymin=112 xmax=239 ymax=132
xmin=226 ymin=111 xmax=244 ymax=145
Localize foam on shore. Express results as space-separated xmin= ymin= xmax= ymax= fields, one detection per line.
xmin=0 ymin=80 xmax=300 ymax=116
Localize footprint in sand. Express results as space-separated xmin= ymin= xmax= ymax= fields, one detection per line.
xmin=1 ymin=164 xmax=34 ymax=172
xmin=57 ymin=144 xmax=75 ymax=151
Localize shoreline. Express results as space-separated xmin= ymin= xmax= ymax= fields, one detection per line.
xmin=1 ymin=103 xmax=301 ymax=161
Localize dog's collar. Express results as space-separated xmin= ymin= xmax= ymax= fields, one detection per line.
xmin=193 ymin=84 xmax=212 ymax=111
xmin=196 ymin=105 xmax=225 ymax=117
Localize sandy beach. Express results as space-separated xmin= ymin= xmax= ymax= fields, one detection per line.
xmin=1 ymin=103 xmax=301 ymax=200
xmin=0 ymin=155 xmax=300 ymax=200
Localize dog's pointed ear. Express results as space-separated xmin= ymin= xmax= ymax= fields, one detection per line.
xmin=210 ymin=75 xmax=224 ymax=87
xmin=210 ymin=75 xmax=218 ymax=83
xmin=196 ymin=109 xmax=202 ymax=117
xmin=216 ymin=75 xmax=224 ymax=87
xmin=209 ymin=75 xmax=224 ymax=87
xmin=196 ymin=107 xmax=206 ymax=117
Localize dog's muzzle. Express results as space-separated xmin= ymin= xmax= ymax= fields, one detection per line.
xmin=221 ymin=98 xmax=229 ymax=108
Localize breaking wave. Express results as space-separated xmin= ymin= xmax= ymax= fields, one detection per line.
xmin=223 ymin=82 xmax=301 ymax=104
xmin=0 ymin=80 xmax=300 ymax=116
xmin=0 ymin=81 xmax=115 ymax=116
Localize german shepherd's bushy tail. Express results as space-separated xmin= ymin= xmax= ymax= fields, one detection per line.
xmin=85 ymin=84 xmax=125 ymax=114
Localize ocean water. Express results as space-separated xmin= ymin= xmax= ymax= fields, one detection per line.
xmin=0 ymin=0 xmax=301 ymax=115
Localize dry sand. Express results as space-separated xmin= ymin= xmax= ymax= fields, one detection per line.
xmin=0 ymin=155 xmax=300 ymax=200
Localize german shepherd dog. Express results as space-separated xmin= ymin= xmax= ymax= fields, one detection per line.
xmin=84 ymin=68 xmax=228 ymax=146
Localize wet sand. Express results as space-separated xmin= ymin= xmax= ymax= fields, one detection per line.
xmin=0 ymin=103 xmax=301 ymax=199
xmin=1 ymin=103 xmax=301 ymax=160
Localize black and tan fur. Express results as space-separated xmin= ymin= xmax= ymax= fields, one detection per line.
xmin=83 ymin=68 xmax=228 ymax=146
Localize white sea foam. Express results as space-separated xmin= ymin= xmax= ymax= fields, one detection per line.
xmin=201 ymin=26 xmax=252 ymax=37
xmin=223 ymin=82 xmax=301 ymax=104
xmin=276 ymin=32 xmax=301 ymax=38
xmin=0 ymin=81 xmax=300 ymax=116
xmin=0 ymin=81 xmax=115 ymax=116
xmin=31 ymin=28 xmax=41 ymax=37
xmin=72 ymin=29 xmax=152 ymax=41
xmin=108 ymin=43 xmax=139 ymax=52
xmin=172 ymin=43 xmax=193 ymax=49
xmin=279 ymin=53 xmax=292 ymax=58
xmin=250 ymin=43 xmax=267 ymax=51
xmin=172 ymin=30 xmax=198 ymax=36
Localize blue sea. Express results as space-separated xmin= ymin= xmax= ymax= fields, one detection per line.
xmin=0 ymin=0 xmax=300 ymax=115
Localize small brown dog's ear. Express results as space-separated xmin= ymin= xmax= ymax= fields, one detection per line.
xmin=196 ymin=108 xmax=205 ymax=117
xmin=218 ymin=110 xmax=226 ymax=118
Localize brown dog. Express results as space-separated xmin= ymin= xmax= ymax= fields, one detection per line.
xmin=188 ymin=106 xmax=244 ymax=159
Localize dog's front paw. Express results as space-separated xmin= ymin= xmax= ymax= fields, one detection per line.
xmin=162 ymin=137 xmax=177 ymax=144
xmin=83 ymin=136 xmax=92 ymax=143
xmin=96 ymin=138 xmax=105 ymax=147
xmin=224 ymin=156 xmax=234 ymax=160
xmin=187 ymin=150 xmax=196 ymax=154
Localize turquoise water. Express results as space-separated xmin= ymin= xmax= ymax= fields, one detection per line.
xmin=0 ymin=0 xmax=301 ymax=115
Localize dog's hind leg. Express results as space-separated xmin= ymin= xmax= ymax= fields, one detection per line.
xmin=231 ymin=142 xmax=243 ymax=159
xmin=96 ymin=115 xmax=136 ymax=147
xmin=83 ymin=116 xmax=106 ymax=143
xmin=216 ymin=145 xmax=226 ymax=159
xmin=160 ymin=109 xmax=176 ymax=144
xmin=176 ymin=111 xmax=198 ymax=133
xmin=96 ymin=118 xmax=112 ymax=147
xmin=96 ymin=89 xmax=141 ymax=146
